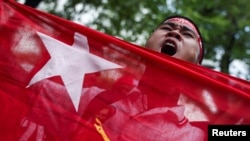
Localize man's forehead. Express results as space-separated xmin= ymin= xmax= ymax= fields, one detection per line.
xmin=163 ymin=18 xmax=199 ymax=37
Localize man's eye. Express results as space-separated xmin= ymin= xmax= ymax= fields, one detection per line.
xmin=183 ymin=33 xmax=194 ymax=38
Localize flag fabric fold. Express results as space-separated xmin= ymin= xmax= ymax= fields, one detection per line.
xmin=1 ymin=0 xmax=250 ymax=141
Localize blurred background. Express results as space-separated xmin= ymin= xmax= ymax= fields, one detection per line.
xmin=17 ymin=0 xmax=250 ymax=81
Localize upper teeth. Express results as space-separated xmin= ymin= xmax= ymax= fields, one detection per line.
xmin=166 ymin=42 xmax=175 ymax=47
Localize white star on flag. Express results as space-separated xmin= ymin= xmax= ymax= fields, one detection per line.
xmin=27 ymin=31 xmax=122 ymax=111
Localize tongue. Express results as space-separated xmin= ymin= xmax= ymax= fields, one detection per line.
xmin=161 ymin=44 xmax=176 ymax=56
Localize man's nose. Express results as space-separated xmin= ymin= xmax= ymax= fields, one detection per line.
xmin=166 ymin=30 xmax=181 ymax=41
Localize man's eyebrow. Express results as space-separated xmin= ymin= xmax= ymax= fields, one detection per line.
xmin=161 ymin=22 xmax=176 ymax=27
xmin=161 ymin=22 xmax=197 ymax=35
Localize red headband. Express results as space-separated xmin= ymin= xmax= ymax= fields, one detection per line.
xmin=166 ymin=18 xmax=203 ymax=63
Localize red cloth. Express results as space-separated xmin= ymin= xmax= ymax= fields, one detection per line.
xmin=1 ymin=0 xmax=250 ymax=140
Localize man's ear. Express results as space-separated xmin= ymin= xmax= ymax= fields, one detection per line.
xmin=196 ymin=59 xmax=201 ymax=65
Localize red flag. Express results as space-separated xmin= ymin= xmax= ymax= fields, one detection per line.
xmin=1 ymin=0 xmax=250 ymax=141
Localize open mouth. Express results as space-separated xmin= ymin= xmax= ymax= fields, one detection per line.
xmin=161 ymin=41 xmax=177 ymax=56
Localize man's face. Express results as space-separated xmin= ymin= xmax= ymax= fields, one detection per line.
xmin=145 ymin=18 xmax=201 ymax=64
